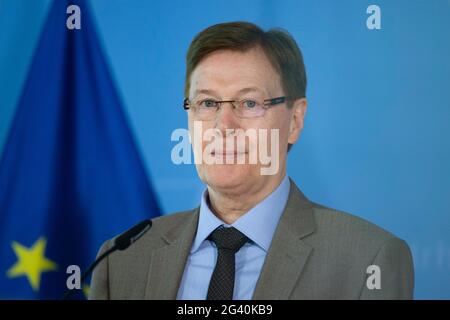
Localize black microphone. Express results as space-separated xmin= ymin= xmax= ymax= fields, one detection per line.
xmin=62 ymin=219 xmax=152 ymax=300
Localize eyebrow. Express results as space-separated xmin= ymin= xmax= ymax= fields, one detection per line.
xmin=193 ymin=89 xmax=220 ymax=97
xmin=193 ymin=87 xmax=264 ymax=97
xmin=237 ymin=87 xmax=264 ymax=95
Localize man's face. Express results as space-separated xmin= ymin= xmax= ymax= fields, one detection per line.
xmin=188 ymin=47 xmax=306 ymax=195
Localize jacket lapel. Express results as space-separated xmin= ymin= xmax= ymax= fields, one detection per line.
xmin=144 ymin=209 xmax=199 ymax=299
xmin=252 ymin=180 xmax=316 ymax=299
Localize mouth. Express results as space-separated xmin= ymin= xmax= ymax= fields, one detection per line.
xmin=211 ymin=151 xmax=248 ymax=156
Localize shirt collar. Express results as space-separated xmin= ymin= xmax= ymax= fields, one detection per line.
xmin=191 ymin=175 xmax=291 ymax=253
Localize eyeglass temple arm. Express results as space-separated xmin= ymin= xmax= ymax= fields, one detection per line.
xmin=183 ymin=98 xmax=190 ymax=110
xmin=264 ymin=96 xmax=287 ymax=106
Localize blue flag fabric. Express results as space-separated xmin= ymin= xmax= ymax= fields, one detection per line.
xmin=0 ymin=0 xmax=160 ymax=299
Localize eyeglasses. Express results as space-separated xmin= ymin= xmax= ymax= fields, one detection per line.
xmin=183 ymin=96 xmax=293 ymax=120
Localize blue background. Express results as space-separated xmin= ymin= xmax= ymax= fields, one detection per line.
xmin=0 ymin=0 xmax=449 ymax=299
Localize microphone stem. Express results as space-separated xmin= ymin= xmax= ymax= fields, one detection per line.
xmin=62 ymin=245 xmax=117 ymax=300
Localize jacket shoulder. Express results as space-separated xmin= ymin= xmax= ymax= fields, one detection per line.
xmin=101 ymin=209 xmax=198 ymax=253
xmin=150 ymin=209 xmax=198 ymax=234
xmin=309 ymin=202 xmax=400 ymax=250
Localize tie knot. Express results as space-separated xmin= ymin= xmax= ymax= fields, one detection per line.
xmin=207 ymin=227 xmax=248 ymax=253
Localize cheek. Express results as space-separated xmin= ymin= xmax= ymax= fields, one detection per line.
xmin=255 ymin=114 xmax=291 ymax=150
xmin=276 ymin=111 xmax=293 ymax=141
xmin=188 ymin=119 xmax=213 ymax=146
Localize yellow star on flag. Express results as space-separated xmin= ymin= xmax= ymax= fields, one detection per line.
xmin=6 ymin=237 xmax=58 ymax=291
xmin=82 ymin=284 xmax=90 ymax=299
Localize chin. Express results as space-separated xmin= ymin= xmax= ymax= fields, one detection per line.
xmin=199 ymin=163 xmax=259 ymax=191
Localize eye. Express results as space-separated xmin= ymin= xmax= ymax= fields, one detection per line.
xmin=200 ymin=99 xmax=217 ymax=108
xmin=243 ymin=100 xmax=257 ymax=108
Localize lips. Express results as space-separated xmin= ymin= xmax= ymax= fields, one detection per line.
xmin=212 ymin=151 xmax=248 ymax=156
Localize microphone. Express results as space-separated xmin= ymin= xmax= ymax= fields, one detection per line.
xmin=62 ymin=219 xmax=152 ymax=300
xmin=115 ymin=219 xmax=152 ymax=250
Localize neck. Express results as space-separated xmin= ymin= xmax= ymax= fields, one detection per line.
xmin=207 ymin=172 xmax=286 ymax=225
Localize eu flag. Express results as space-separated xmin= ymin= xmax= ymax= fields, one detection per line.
xmin=0 ymin=0 xmax=160 ymax=299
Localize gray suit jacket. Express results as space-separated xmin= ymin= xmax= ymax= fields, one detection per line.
xmin=89 ymin=180 xmax=414 ymax=299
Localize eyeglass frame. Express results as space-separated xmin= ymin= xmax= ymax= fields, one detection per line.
xmin=182 ymin=96 xmax=296 ymax=118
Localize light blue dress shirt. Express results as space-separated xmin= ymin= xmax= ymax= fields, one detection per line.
xmin=176 ymin=175 xmax=291 ymax=300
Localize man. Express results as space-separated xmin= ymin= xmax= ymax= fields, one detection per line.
xmin=90 ymin=21 xmax=414 ymax=300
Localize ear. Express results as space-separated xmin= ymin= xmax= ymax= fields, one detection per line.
xmin=288 ymin=98 xmax=307 ymax=145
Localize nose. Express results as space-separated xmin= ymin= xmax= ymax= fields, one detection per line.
xmin=214 ymin=102 xmax=240 ymax=134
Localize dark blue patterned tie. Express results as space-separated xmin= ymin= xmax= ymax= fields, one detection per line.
xmin=206 ymin=227 xmax=249 ymax=300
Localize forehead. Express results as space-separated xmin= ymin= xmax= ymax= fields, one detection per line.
xmin=189 ymin=47 xmax=282 ymax=97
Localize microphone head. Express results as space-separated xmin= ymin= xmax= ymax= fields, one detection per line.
xmin=114 ymin=219 xmax=152 ymax=251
